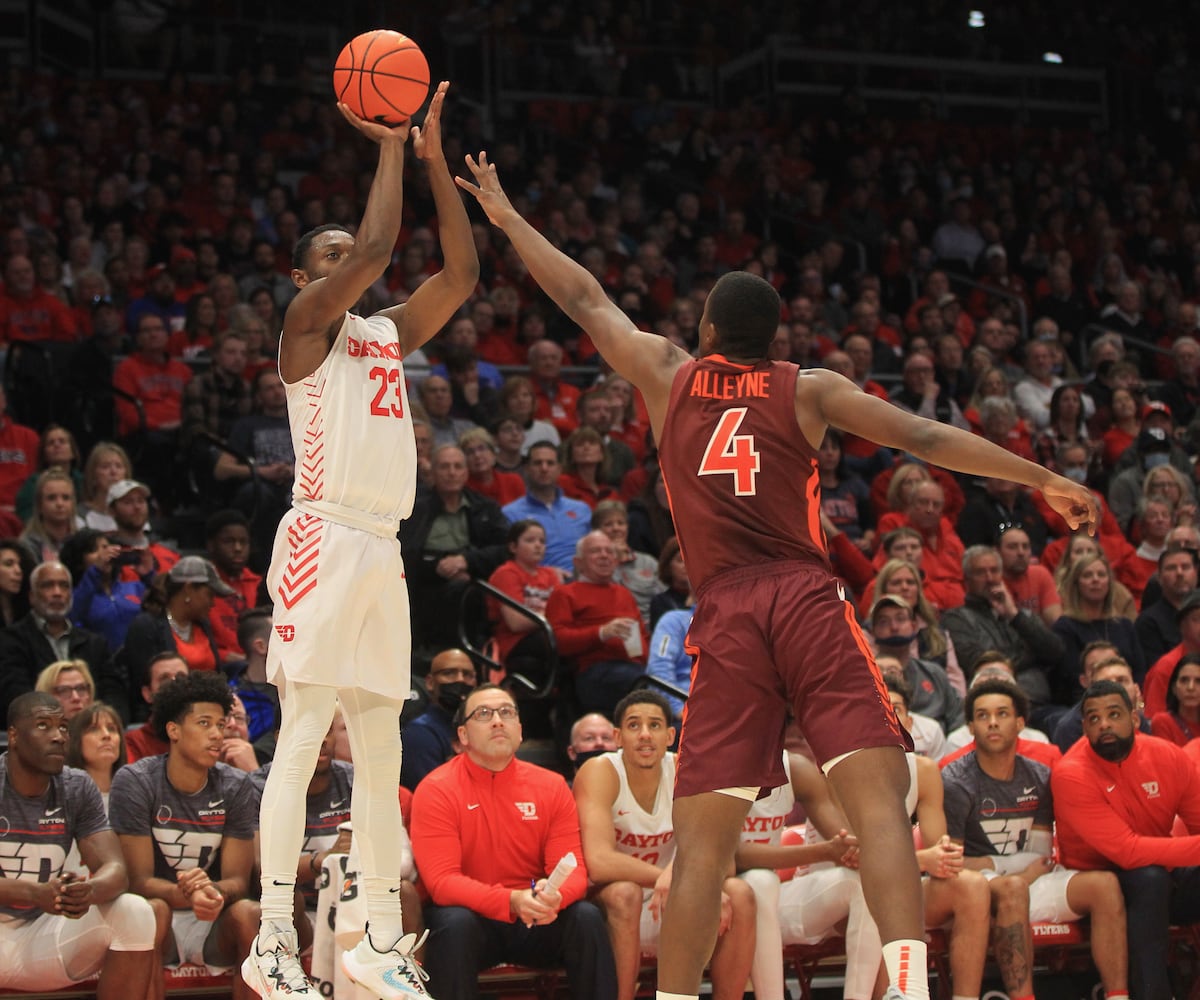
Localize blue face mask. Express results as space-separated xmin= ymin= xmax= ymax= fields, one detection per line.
xmin=1144 ymin=452 xmax=1171 ymax=470
xmin=1063 ymin=466 xmax=1089 ymax=483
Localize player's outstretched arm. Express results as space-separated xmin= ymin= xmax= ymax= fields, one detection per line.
xmin=381 ymin=82 xmax=480 ymax=354
xmin=802 ymin=369 xmax=1098 ymax=534
xmin=456 ymin=152 xmax=687 ymax=399
xmin=281 ymin=105 xmax=410 ymax=380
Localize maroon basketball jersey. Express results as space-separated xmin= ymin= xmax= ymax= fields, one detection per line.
xmin=658 ymin=355 xmax=830 ymax=589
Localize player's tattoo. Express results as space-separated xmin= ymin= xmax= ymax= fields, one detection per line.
xmin=992 ymin=922 xmax=1031 ymax=993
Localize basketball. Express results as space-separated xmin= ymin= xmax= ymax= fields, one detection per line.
xmin=332 ymin=29 xmax=430 ymax=126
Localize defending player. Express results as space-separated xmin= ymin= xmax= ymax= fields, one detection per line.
xmin=245 ymin=82 xmax=478 ymax=1000
xmin=456 ymin=152 xmax=1096 ymax=1000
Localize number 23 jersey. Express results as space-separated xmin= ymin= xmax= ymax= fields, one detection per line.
xmin=284 ymin=311 xmax=418 ymax=531
xmin=658 ymin=356 xmax=829 ymax=590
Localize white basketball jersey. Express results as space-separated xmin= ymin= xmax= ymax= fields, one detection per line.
xmin=283 ymin=311 xmax=417 ymax=533
xmin=741 ymin=751 xmax=796 ymax=847
xmin=606 ymin=750 xmax=676 ymax=868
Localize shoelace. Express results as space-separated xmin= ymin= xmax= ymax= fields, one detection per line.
xmin=390 ymin=931 xmax=432 ymax=992
xmin=262 ymin=941 xmax=314 ymax=994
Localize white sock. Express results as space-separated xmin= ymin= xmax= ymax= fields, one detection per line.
xmin=656 ymin=993 xmax=698 ymax=1000
xmin=952 ymin=994 xmax=980 ymax=1000
xmin=882 ymin=939 xmax=929 ymax=1000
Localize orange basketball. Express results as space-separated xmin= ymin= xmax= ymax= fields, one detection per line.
xmin=332 ymin=29 xmax=430 ymax=126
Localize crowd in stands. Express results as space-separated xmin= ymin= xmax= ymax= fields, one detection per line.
xmin=2 ymin=5 xmax=1200 ymax=992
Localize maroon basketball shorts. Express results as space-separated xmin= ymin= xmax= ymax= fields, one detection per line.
xmin=674 ymin=560 xmax=910 ymax=799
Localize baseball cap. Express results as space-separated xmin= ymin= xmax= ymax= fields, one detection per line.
xmin=107 ymin=479 xmax=151 ymax=505
xmin=936 ymin=293 xmax=959 ymax=308
xmin=869 ymin=594 xmax=913 ymax=621
xmin=147 ymin=263 xmax=169 ymax=280
xmin=1137 ymin=426 xmax=1171 ymax=453
xmin=1176 ymin=589 xmax=1200 ymax=624
xmin=1142 ymin=400 xmax=1173 ymax=421
xmin=168 ymin=556 xmax=235 ymax=597
xmin=170 ymin=245 xmax=196 ymax=264
xmin=984 ymin=244 xmax=1007 ymax=260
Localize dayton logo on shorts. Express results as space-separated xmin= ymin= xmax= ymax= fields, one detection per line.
xmin=274 ymin=624 xmax=296 ymax=642
xmin=514 ymin=801 xmax=539 ymax=821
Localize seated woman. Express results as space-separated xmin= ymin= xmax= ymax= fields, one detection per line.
xmin=19 ymin=468 xmax=84 ymax=563
xmin=14 ymin=424 xmax=84 ymax=523
xmin=592 ymin=499 xmax=663 ymax=626
xmin=1150 ymin=653 xmax=1200 ymax=746
xmin=35 ymin=658 xmax=95 ymax=722
xmin=78 ymin=441 xmax=134 ymax=532
xmin=1052 ymin=552 xmax=1146 ymax=696
xmin=0 ymin=538 xmax=32 ymax=627
xmin=487 ymin=519 xmax=560 ymax=688
xmin=460 ymin=426 xmax=525 ymax=506
xmin=559 ymin=427 xmax=617 ymax=510
xmin=871 ymin=558 xmax=965 ymax=694
xmin=66 ymin=701 xmax=126 ymax=807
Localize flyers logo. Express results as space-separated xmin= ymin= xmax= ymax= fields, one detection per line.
xmin=275 ymin=624 xmax=296 ymax=642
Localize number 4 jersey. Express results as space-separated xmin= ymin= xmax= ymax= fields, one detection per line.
xmin=659 ymin=357 xmax=829 ymax=589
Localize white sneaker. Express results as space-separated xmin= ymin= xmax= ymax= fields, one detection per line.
xmin=342 ymin=929 xmax=432 ymax=999
xmin=241 ymin=921 xmax=320 ymax=998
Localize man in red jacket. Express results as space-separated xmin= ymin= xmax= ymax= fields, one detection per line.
xmin=410 ymin=684 xmax=617 ymax=999
xmin=545 ymin=530 xmax=648 ymax=719
xmin=1051 ymin=680 xmax=1200 ymax=1000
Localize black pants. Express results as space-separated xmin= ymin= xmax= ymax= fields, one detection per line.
xmin=422 ymin=901 xmax=616 ymax=1000
xmin=574 ymin=660 xmax=645 ymax=719
xmin=1115 ymin=864 xmax=1200 ymax=1000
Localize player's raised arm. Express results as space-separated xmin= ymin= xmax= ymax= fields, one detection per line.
xmin=800 ymin=368 xmax=1098 ymax=534
xmin=381 ymin=82 xmax=480 ymax=355
xmin=456 ymin=152 xmax=687 ymax=399
xmin=281 ymin=105 xmax=410 ymax=381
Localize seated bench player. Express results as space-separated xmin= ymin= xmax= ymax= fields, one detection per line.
xmin=109 ymin=672 xmax=260 ymax=1000
xmin=0 ymin=691 xmax=157 ymax=999
xmin=574 ymin=690 xmax=755 ymax=1000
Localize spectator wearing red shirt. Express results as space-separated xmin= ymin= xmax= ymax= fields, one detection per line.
xmin=411 ymin=684 xmax=616 ymax=1000
xmin=545 ymin=531 xmax=647 ymax=719
xmin=997 ymin=526 xmax=1061 ymax=625
xmin=1148 ymin=653 xmax=1200 ymax=747
xmin=880 ymin=480 xmax=967 ymax=611
xmin=1052 ymin=680 xmax=1200 ymax=1000
xmin=0 ymin=253 xmax=78 ymax=343
xmin=111 ymin=313 xmax=192 ymax=505
xmin=487 ymin=519 xmax=560 ymax=672
xmin=0 ymin=385 xmax=39 ymax=513
xmin=461 ymin=427 xmax=525 ymax=507
xmin=528 ymin=339 xmax=581 ymax=439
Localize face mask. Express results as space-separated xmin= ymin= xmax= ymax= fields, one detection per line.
xmin=1091 ymin=731 xmax=1135 ymax=763
xmin=436 ymin=682 xmax=474 ymax=713
xmin=1063 ymin=466 xmax=1089 ymax=483
xmin=1144 ymin=452 xmax=1170 ymax=470
xmin=571 ymin=748 xmax=609 ymax=772
xmin=874 ymin=632 xmax=918 ymax=649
